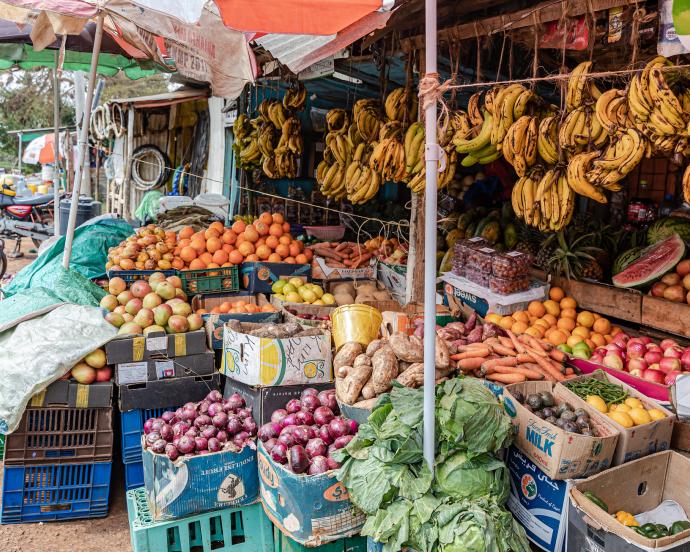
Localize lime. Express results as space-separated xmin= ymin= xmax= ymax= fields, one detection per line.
xmin=557 ymin=344 xmax=573 ymax=354
xmin=321 ymin=293 xmax=336 ymax=306
xmin=301 ymin=289 xmax=317 ymax=303
xmin=309 ymin=284 xmax=324 ymax=298
xmin=285 ymin=291 xmax=303 ymax=303
xmin=282 ymin=283 xmax=297 ymax=294
xmin=272 ymin=279 xmax=287 ymax=294
xmin=289 ymin=277 xmax=304 ymax=288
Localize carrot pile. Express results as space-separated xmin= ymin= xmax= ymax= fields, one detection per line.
xmin=450 ymin=330 xmax=576 ymax=384
xmin=307 ymin=241 xmax=374 ymax=269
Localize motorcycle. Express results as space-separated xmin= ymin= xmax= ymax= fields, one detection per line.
xmin=0 ymin=184 xmax=57 ymax=258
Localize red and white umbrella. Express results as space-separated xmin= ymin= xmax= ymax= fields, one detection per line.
xmin=21 ymin=132 xmax=65 ymax=165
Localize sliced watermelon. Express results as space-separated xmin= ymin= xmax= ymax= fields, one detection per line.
xmin=612 ymin=233 xmax=685 ymax=288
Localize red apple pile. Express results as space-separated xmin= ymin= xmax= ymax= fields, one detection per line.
xmin=62 ymin=347 xmax=111 ymax=384
xmin=590 ymin=332 xmax=690 ymax=386
xmin=99 ymin=272 xmax=203 ymax=335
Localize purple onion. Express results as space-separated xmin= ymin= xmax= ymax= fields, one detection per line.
xmin=150 ymin=419 xmax=165 ymax=433
xmin=301 ymin=388 xmax=319 ymax=399
xmin=145 ymin=432 xmax=161 ymax=447
xmin=185 ymin=427 xmax=199 ymax=439
xmin=194 ymin=414 xmax=212 ymax=428
xmin=286 ymin=399 xmax=302 ymax=414
xmin=180 ymin=405 xmax=197 ymax=422
xmin=207 ymin=390 xmax=223 ymax=403
xmin=326 ymin=456 xmax=341 ymax=470
xmin=212 ymin=412 xmax=229 ymax=428
xmin=301 ymin=394 xmax=321 ymax=412
xmin=222 ymin=399 xmax=236 ymax=413
xmin=243 ymin=418 xmax=258 ymax=436
xmin=271 ymin=442 xmax=288 ymax=463
xmin=195 ymin=437 xmax=208 ymax=451
xmin=292 ymin=426 xmax=310 ymax=446
xmin=328 ymin=418 xmax=348 ymax=439
xmin=318 ymin=425 xmax=334 ymax=445
xmin=172 ymin=437 xmax=180 ymax=448
xmin=151 ymin=439 xmax=167 ymax=454
xmin=333 ymin=435 xmax=353 ymax=449
xmin=143 ymin=418 xmax=156 ymax=435
xmin=159 ymin=424 xmax=174 ymax=442
xmin=197 ymin=450 xmax=210 ymax=455
xmin=175 ymin=408 xmax=186 ymax=420
xmin=288 ymin=445 xmax=310 ymax=474
xmin=318 ymin=390 xmax=338 ymax=413
xmin=271 ymin=409 xmax=288 ymax=425
xmin=304 ymin=426 xmax=317 ymax=439
xmin=207 ymin=402 xmax=224 ymax=417
xmin=177 ymin=435 xmax=195 ymax=454
xmin=225 ymin=393 xmax=245 ymax=410
xmin=278 ymin=432 xmax=296 ymax=447
xmin=265 ymin=438 xmax=278 ymax=453
xmin=313 ymin=406 xmax=335 ymax=426
xmin=161 ymin=411 xmax=176 ymax=424
xmin=295 ymin=410 xmax=314 ymax=426
xmin=237 ymin=407 xmax=253 ymax=419
xmin=281 ymin=424 xmax=297 ymax=436
xmin=305 ymin=438 xmax=327 ymax=459
xmin=308 ymin=456 xmax=329 ymax=475
xmin=216 ymin=430 xmax=228 ymax=443
xmin=208 ymin=437 xmax=222 ymax=453
xmin=165 ymin=443 xmax=179 ymax=460
xmin=258 ymin=422 xmax=280 ymax=442
xmin=233 ymin=431 xmax=249 ymax=448
xmin=199 ymin=400 xmax=211 ymax=414
xmin=345 ymin=419 xmax=359 ymax=435
xmin=173 ymin=421 xmax=191 ymax=436
xmin=226 ymin=415 xmax=242 ymax=434
xmin=282 ymin=413 xmax=298 ymax=428
xmin=201 ymin=425 xmax=217 ymax=439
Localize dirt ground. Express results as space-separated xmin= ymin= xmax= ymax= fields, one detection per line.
xmin=0 ymin=243 xmax=133 ymax=552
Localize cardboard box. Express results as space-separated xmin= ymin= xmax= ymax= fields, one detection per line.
xmin=310 ymin=256 xmax=377 ymax=281
xmin=380 ymin=303 xmax=454 ymax=338
xmin=258 ymin=442 xmax=365 ymax=546
xmin=142 ymin=440 xmax=258 ymax=521
xmin=115 ymin=352 xmax=215 ymax=386
xmin=672 ymin=420 xmax=690 ymax=453
xmin=222 ymin=377 xmax=334 ymax=424
xmin=192 ymin=292 xmax=281 ymax=350
xmin=240 ymin=261 xmax=311 ymax=294
xmin=221 ymin=322 xmax=333 ymax=387
xmin=118 ymin=373 xmax=220 ymax=411
xmin=568 ymin=451 xmax=690 ymax=551
xmin=506 ymin=446 xmax=571 ymax=552
xmin=105 ymin=330 xmax=208 ymax=365
xmin=502 ymin=381 xmax=619 ymax=480
xmin=29 ymin=380 xmax=113 ymax=408
xmin=558 ymin=371 xmax=674 ymax=465
xmin=376 ymin=261 xmax=407 ymax=303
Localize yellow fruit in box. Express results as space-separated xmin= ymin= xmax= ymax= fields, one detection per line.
xmin=321 ymin=293 xmax=336 ymax=306
xmin=629 ymin=408 xmax=652 ymax=426
xmin=309 ymin=284 xmax=324 ymax=298
xmin=275 ymin=294 xmax=285 ymax=301
xmin=624 ymin=397 xmax=643 ymax=409
xmin=285 ymin=291 xmax=303 ymax=303
xmin=648 ymin=409 xmax=666 ymax=421
xmin=272 ymin=280 xmax=287 ymax=294
xmin=543 ymin=300 xmax=560 ymax=317
xmin=614 ymin=403 xmax=631 ymax=413
xmin=610 ymin=411 xmax=634 ymax=428
xmin=282 ymin=283 xmax=297 ymax=294
xmin=485 ymin=313 xmax=502 ymax=324
xmin=289 ymin=277 xmax=304 ymax=288
xmin=586 ymin=395 xmax=607 ymax=413
xmin=312 ymin=299 xmax=325 ymax=305
xmin=300 ymin=288 xmax=317 ymax=303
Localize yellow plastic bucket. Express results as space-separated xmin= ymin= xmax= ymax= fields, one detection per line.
xmin=37 ymin=184 xmax=49 ymax=194
xmin=331 ymin=304 xmax=382 ymax=350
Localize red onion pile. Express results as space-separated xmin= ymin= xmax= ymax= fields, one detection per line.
xmin=143 ymin=390 xmax=257 ymax=460
xmin=258 ymin=388 xmax=358 ymax=475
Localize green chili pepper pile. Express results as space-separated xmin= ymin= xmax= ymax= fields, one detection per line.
xmin=564 ymin=377 xmax=628 ymax=404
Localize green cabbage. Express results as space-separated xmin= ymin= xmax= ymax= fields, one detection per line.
xmin=433 ymin=452 xmax=509 ymax=503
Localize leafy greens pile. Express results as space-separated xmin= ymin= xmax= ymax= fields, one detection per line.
xmin=336 ymin=378 xmax=530 ymax=552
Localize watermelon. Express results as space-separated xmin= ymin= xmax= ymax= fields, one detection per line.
xmin=612 ymin=233 xmax=685 ymax=288
xmin=612 ymin=247 xmax=644 ymax=275
xmin=647 ymin=217 xmax=690 ymax=244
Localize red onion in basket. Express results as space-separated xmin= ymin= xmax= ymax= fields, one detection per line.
xmin=305 ymin=438 xmax=327 ymax=459
xmin=225 ymin=393 xmax=245 ymax=410
xmin=328 ymin=418 xmax=348 ymax=439
xmin=233 ymin=431 xmax=249 ymax=448
xmin=345 ymin=419 xmax=359 ymax=435
xmin=159 ymin=424 xmax=174 ymax=442
xmin=150 ymin=419 xmax=165 ymax=433
xmin=151 ymin=439 xmax=167 ymax=454
xmin=271 ymin=409 xmax=288 ymax=425
xmin=194 ymin=414 xmax=212 ymax=428
xmin=237 ymin=407 xmax=253 ymax=419
xmin=226 ymin=415 xmax=242 ymax=434
xmin=301 ymin=388 xmax=319 ymax=399
xmin=271 ymin=442 xmax=288 ymax=464
xmin=300 ymin=394 xmax=321 ymax=412
xmin=207 ymin=390 xmax=223 ymax=403
xmin=145 ymin=432 xmax=161 ymax=447
xmin=278 ymin=432 xmax=296 ymax=448
xmin=318 ymin=425 xmax=334 ymax=445
xmin=212 ymin=412 xmax=229 ymax=429
xmin=295 ymin=410 xmax=314 ymax=426
xmin=185 ymin=427 xmax=199 ymax=439
xmin=308 ymin=456 xmax=329 ymax=475
xmin=177 ymin=435 xmax=195 ymax=455
xmin=143 ymin=418 xmax=156 ymax=435
xmin=161 ymin=411 xmax=176 ymax=424
xmin=288 ymin=445 xmax=309 ymax=474
xmin=207 ymin=402 xmax=224 ymax=417
xmin=172 ymin=421 xmax=190 ymax=436
xmin=198 ymin=400 xmax=211 ymax=414
xmin=216 ymin=430 xmax=228 ymax=443
xmin=304 ymin=425 xmax=317 ymax=439
xmin=333 ymin=435 xmax=353 ymax=449
xmin=292 ymin=426 xmax=310 ymax=446
xmin=281 ymin=413 xmax=298 ymax=428
xmin=201 ymin=426 xmax=217 ymax=439
xmin=195 ymin=437 xmax=208 ymax=451
xmin=165 ymin=443 xmax=179 ymax=460
xmin=286 ymin=399 xmax=302 ymax=414
xmin=264 ymin=438 xmax=278 ymax=453
xmin=208 ymin=438 xmax=222 ymax=453
xmin=258 ymin=422 xmax=281 ymax=442
xmin=318 ymin=390 xmax=338 ymax=413
xmin=243 ymin=417 xmax=257 ymax=436
xmin=313 ymin=406 xmax=334 ymax=426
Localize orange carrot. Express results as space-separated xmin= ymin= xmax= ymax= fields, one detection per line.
xmin=550 ymin=348 xmax=567 ymax=362
xmin=522 ymin=362 xmax=555 ymax=381
xmin=486 ymin=372 xmax=526 ymax=384
xmin=530 ymin=353 xmax=565 ymax=381
xmin=482 ymin=357 xmax=519 ymax=369
xmin=451 ymin=347 xmax=491 ymax=360
xmin=457 ymin=357 xmax=488 ymax=371
xmin=492 ymin=365 xmax=544 ymax=380
xmin=498 ymin=336 xmax=514 ymax=349
xmin=565 ymin=367 xmax=575 ymax=376
xmin=490 ymin=343 xmax=518 ymax=357
xmin=506 ymin=330 xmax=526 ymax=354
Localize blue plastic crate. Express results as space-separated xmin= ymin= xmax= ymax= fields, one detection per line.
xmin=124 ymin=461 xmax=144 ymax=491
xmin=127 ymin=487 xmax=273 ymax=552
xmin=1 ymin=461 xmax=112 ymax=524
xmin=121 ymin=406 xmax=180 ymax=465
xmin=274 ymin=526 xmax=367 ymax=551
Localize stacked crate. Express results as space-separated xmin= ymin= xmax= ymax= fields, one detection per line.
xmin=0 ymin=380 xmax=115 ymax=524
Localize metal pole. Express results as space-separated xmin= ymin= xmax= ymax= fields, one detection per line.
xmin=422 ymin=0 xmax=438 ymax=470
xmin=53 ymin=49 xmax=61 ymax=235
xmin=17 ymin=133 xmax=22 ymax=174
xmin=62 ymin=13 xmax=104 ymax=269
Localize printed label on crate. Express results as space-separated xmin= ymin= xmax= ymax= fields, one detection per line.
xmin=117 ymin=362 xmax=149 ymax=385
xmin=312 ymin=256 xmax=377 ymax=280
xmin=154 ymin=360 xmax=175 ymax=379
xmin=377 ymin=262 xmax=407 ymax=298
xmin=146 ymin=336 xmax=167 ymax=352
xmin=222 ymin=327 xmax=333 ymax=386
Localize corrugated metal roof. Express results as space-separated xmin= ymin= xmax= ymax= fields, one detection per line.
xmin=109 ymin=87 xmax=209 ymax=107
xmin=255 ymin=34 xmax=334 ymax=72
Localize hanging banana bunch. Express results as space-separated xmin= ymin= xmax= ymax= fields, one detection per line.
xmin=384 ymin=87 xmax=418 ymax=124
xmin=283 ymin=83 xmax=307 ymax=111
xmin=502 ymin=115 xmax=538 ymax=177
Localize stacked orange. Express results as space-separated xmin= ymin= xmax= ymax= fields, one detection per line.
xmin=171 ymin=212 xmax=312 ymax=271
xmin=196 ymin=300 xmax=278 ymax=315
xmin=485 ymin=287 xmax=622 ymax=350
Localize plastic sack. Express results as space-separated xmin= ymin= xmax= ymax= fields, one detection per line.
xmin=2 ymin=218 xmax=133 ymax=298
xmin=0 ymin=304 xmax=117 ymax=434
xmin=135 ymin=190 xmax=164 ymax=223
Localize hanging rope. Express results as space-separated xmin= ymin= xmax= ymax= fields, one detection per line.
xmin=532 ymin=13 xmax=540 ymax=85
xmin=474 ymin=22 xmax=482 ymax=83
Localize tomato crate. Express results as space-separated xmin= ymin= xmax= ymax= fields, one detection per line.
xmin=1 ymin=461 xmax=112 ymax=524
xmin=180 ymin=266 xmax=239 ymax=295
xmin=3 ymin=407 xmax=113 ymax=465
xmin=120 ymin=406 xmax=181 ymax=465
xmin=107 ymin=269 xmax=177 ymax=283
xmin=125 ymin=461 xmax=144 ymax=491
xmin=126 ymin=487 xmax=273 ymax=552
xmin=274 ymin=526 xmax=367 ymax=552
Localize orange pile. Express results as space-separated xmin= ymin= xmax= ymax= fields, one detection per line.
xmin=171 ymin=212 xmax=312 ymax=271
xmin=485 ymin=287 xmax=622 ymax=350
xmin=196 ymin=300 xmax=278 ymax=315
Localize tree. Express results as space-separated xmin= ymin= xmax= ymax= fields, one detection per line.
xmin=99 ymin=72 xmax=171 ymax=103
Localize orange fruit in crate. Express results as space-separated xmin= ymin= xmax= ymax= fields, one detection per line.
xmin=542 ymin=313 xmax=557 ymax=327
xmin=213 ymin=250 xmax=229 ymax=265
xmin=238 ymin=242 xmax=254 ymax=256
xmin=591 ymin=333 xmax=606 ymax=347
xmin=211 ymin=307 xmax=222 ymax=314
xmin=604 ymin=334 xmax=614 ymax=343
xmin=181 ymin=246 xmax=197 ymax=263
xmin=282 ymin=222 xmax=291 ymax=233
xmin=543 ymin=300 xmax=560 ymax=317
xmin=179 ymin=226 xmax=195 ymax=240
xmin=576 ymin=311 xmax=595 ymax=328
xmin=191 ymin=238 xmax=206 ymax=253
xmin=222 ymin=262 xmax=232 ymax=267
xmin=245 ymin=254 xmax=259 ymax=262
xmin=262 ymin=303 xmax=277 ymax=312
xmin=219 ymin=302 xmax=231 ymax=313
xmin=205 ymin=228 xmax=220 ymax=240
xmin=284 ymin=256 xmax=296 ymax=264
xmin=560 ymin=308 xmax=576 ymax=320
xmin=303 ymin=249 xmax=313 ymax=261
xmin=567 ymin=335 xmax=583 ymax=348
xmin=268 ymin=253 xmax=282 ymax=262
xmin=189 ymin=258 xmax=205 ymax=270
xmin=611 ymin=326 xmax=622 ymax=336
xmin=512 ymin=311 xmax=529 ymax=323
xmin=244 ymin=226 xmax=259 ymax=243
xmin=295 ymin=253 xmax=308 ymax=264
xmin=178 ymin=238 xmax=191 ymax=248
xmin=172 ymin=257 xmax=184 ymax=270
xmin=223 ymin=230 xmax=237 ymax=245
xmin=585 ymin=338 xmax=596 ymax=349
xmin=572 ymin=326 xmax=590 ymax=339
xmin=276 ymin=244 xmax=290 ymax=258
xmin=256 ymin=245 xmax=271 ymax=260
xmin=222 ymin=244 xmax=234 ymax=254
xmin=231 ymin=220 xmax=246 ymax=234
xmin=269 ymin=223 xmax=283 ymax=237
xmin=279 ymin=235 xmax=291 ymax=246
xmin=593 ymin=318 xmax=611 ymax=335
xmin=499 ymin=316 xmax=514 ymax=330
xmin=207 ymin=263 xmax=220 ymax=275
xmin=289 ymin=242 xmax=300 ymax=257
xmin=266 ymin=235 xmax=279 ymax=250
xmin=229 ymin=250 xmax=244 ymax=264
xmin=259 ymin=212 xmax=273 ymax=226
xmin=560 ymin=297 xmax=577 ymax=310
xmin=255 ymin=221 xmax=270 ymax=236
xmin=534 ymin=319 xmax=549 ymax=330
xmin=209 ymin=221 xmax=224 ymax=235
xmin=272 ymin=213 xmax=284 ymax=224
xmin=525 ymin=326 xmax=543 ymax=338
xmin=199 ymin=252 xmax=214 ymax=265
xmin=557 ymin=317 xmax=576 ymax=332
xmin=549 ymin=287 xmax=565 ymax=301
xmin=527 ymin=301 xmax=546 ymax=318
xmin=256 ymin=238 xmax=266 ymax=248
xmin=196 ymin=308 xmax=208 ymax=315
xmin=548 ymin=330 xmax=567 ymax=346
xmin=511 ymin=321 xmax=528 ymax=334
xmin=207 ymin=237 xmax=222 ymax=253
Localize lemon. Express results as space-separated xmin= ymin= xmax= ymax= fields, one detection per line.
xmin=271 ymin=279 xmax=287 ymax=294
xmin=300 ymin=289 xmax=317 ymax=303
xmin=282 ymin=283 xmax=297 ymax=294
xmin=628 ymin=408 xmax=652 ymax=426
xmin=485 ymin=313 xmax=502 ymax=324
xmin=310 ymin=284 xmax=324 ymax=298
xmin=586 ymin=395 xmax=608 ymax=413
xmin=614 ymin=403 xmax=631 ymax=413
xmin=624 ymin=397 xmax=643 ymax=409
xmin=321 ymin=293 xmax=336 ymax=306
xmin=608 ymin=404 xmax=617 ymax=412
xmin=312 ymin=299 xmax=325 ymax=305
xmin=285 ymin=291 xmax=303 ymax=303
xmin=609 ymin=411 xmax=634 ymax=428
xmin=648 ymin=409 xmax=666 ymax=421
xmin=274 ymin=293 xmax=285 ymax=301
xmin=289 ymin=277 xmax=304 ymax=288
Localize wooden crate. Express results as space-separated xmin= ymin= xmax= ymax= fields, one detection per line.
xmin=553 ymin=277 xmax=643 ymax=324
xmin=641 ymin=296 xmax=690 ymax=338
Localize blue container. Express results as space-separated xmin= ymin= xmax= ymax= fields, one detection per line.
xmin=106 ymin=269 xmax=177 ymax=283
xmin=240 ymin=262 xmax=311 ymax=294
xmin=121 ymin=406 xmax=181 ymax=465
xmin=1 ymin=461 xmax=112 ymax=524
xmin=125 ymin=461 xmax=145 ymax=491
xmin=127 ymin=487 xmax=273 ymax=552
xmin=274 ymin=526 xmax=367 ymax=551
xmin=143 ymin=442 xmax=258 ymax=521
xmin=366 ymin=538 xmax=383 ymax=552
